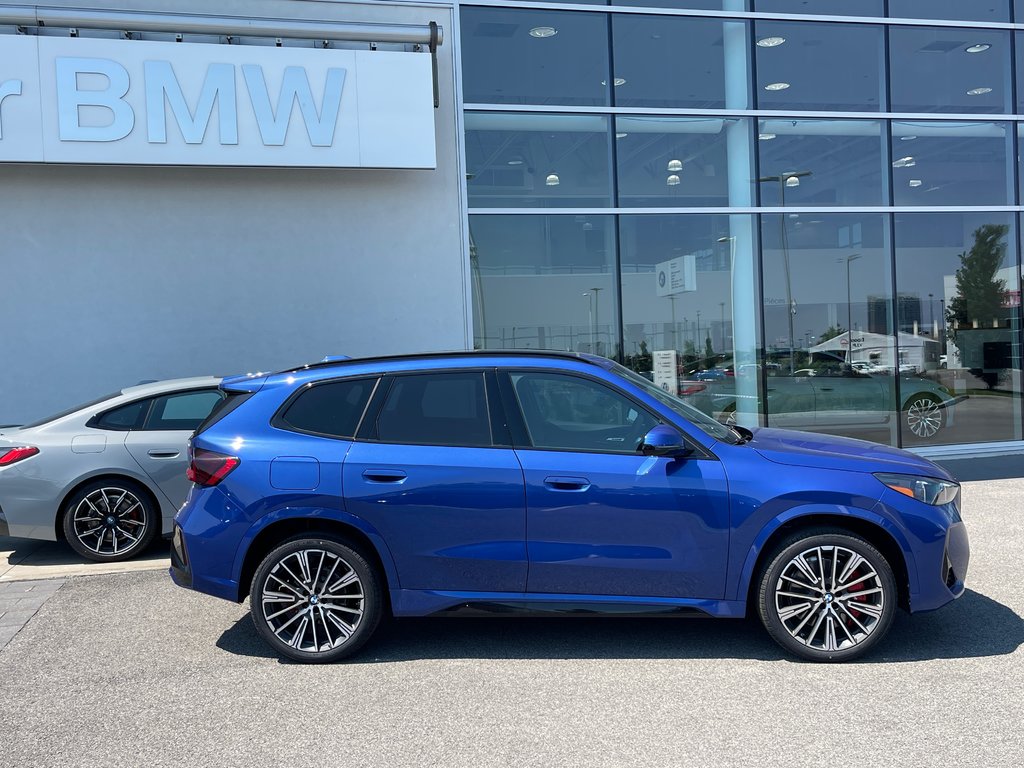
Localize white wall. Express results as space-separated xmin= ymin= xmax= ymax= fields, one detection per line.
xmin=0 ymin=0 xmax=466 ymax=423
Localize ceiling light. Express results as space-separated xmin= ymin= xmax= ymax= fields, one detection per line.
xmin=757 ymin=36 xmax=786 ymax=48
xmin=900 ymin=135 xmax=917 ymax=141
xmin=615 ymin=132 xmax=628 ymax=139
xmin=764 ymin=82 xmax=790 ymax=91
xmin=758 ymin=133 xmax=776 ymax=140
xmin=893 ymin=156 xmax=916 ymax=168
xmin=967 ymin=87 xmax=993 ymax=95
xmin=909 ymin=179 xmax=923 ymax=188
xmin=784 ymin=175 xmax=801 ymax=188
xmin=545 ymin=173 xmax=560 ymax=186
xmin=666 ymin=174 xmax=681 ymax=186
xmin=507 ymin=158 xmax=524 ymax=166
xmin=966 ymin=43 xmax=991 ymax=53
xmin=529 ymin=26 xmax=557 ymax=38
xmin=600 ymin=78 xmax=627 ymax=86
xmin=666 ymin=159 xmax=683 ymax=172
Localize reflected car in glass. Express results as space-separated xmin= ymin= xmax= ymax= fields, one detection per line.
xmin=0 ymin=378 xmax=223 ymax=561
xmin=171 ymin=351 xmax=968 ymax=664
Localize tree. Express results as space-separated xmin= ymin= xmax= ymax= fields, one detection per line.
xmin=947 ymin=224 xmax=1008 ymax=347
xmin=704 ymin=335 xmax=714 ymax=359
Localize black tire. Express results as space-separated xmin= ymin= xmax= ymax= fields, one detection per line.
xmin=757 ymin=529 xmax=897 ymax=662
xmin=902 ymin=393 xmax=945 ymax=442
xmin=250 ymin=536 xmax=384 ymax=663
xmin=61 ymin=478 xmax=159 ymax=562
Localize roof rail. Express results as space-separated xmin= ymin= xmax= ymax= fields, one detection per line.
xmin=279 ymin=349 xmax=607 ymax=375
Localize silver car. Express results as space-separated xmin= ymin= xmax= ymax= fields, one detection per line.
xmin=0 ymin=377 xmax=223 ymax=562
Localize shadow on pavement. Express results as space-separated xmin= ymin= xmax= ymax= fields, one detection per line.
xmin=216 ymin=588 xmax=1022 ymax=664
xmin=937 ymin=455 xmax=1024 ymax=481
xmin=0 ymin=535 xmax=169 ymax=573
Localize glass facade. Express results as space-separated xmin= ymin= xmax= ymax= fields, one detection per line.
xmin=461 ymin=3 xmax=1024 ymax=450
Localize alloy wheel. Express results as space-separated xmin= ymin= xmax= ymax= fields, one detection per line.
xmin=71 ymin=487 xmax=148 ymax=557
xmin=773 ymin=544 xmax=886 ymax=653
xmin=260 ymin=548 xmax=365 ymax=653
xmin=905 ymin=397 xmax=943 ymax=439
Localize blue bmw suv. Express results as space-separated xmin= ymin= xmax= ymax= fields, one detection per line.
xmin=171 ymin=351 xmax=969 ymax=663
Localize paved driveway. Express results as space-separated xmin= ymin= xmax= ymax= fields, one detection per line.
xmin=0 ymin=475 xmax=1021 ymax=767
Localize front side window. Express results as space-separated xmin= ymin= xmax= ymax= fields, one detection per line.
xmin=145 ymin=390 xmax=223 ymax=431
xmin=376 ymin=372 xmax=491 ymax=447
xmin=510 ymin=371 xmax=659 ymax=452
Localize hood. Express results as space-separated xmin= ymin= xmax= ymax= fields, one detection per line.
xmin=749 ymin=428 xmax=953 ymax=480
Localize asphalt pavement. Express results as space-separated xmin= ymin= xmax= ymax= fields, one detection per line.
xmin=0 ymin=468 xmax=1021 ymax=767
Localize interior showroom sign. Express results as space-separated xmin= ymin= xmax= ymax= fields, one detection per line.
xmin=0 ymin=35 xmax=436 ymax=167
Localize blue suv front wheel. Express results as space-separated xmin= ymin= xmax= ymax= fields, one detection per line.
xmin=250 ymin=536 xmax=385 ymax=662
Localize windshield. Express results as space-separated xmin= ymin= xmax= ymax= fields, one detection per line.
xmin=609 ymin=363 xmax=741 ymax=445
xmin=19 ymin=392 xmax=121 ymax=429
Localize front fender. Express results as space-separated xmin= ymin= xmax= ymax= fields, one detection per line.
xmin=732 ymin=504 xmax=919 ymax=606
xmin=229 ymin=505 xmax=402 ymax=597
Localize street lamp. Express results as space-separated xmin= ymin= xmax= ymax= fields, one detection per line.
xmin=590 ymin=287 xmax=603 ymax=354
xmin=666 ymin=295 xmax=678 ymax=351
xmin=757 ymin=170 xmax=812 ymax=373
xmin=838 ymin=253 xmax=861 ymax=366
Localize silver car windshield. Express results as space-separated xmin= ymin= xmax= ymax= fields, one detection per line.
xmin=610 ymin=363 xmax=741 ymax=445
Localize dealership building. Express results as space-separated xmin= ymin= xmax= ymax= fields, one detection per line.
xmin=1 ymin=0 xmax=1022 ymax=456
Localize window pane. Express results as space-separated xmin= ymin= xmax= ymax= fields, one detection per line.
xmin=280 ymin=378 xmax=375 ymax=438
xmin=377 ymin=373 xmax=491 ymax=447
xmin=891 ymin=122 xmax=1010 ymax=206
xmin=510 ymin=372 xmax=659 ymax=452
xmin=616 ymin=117 xmax=750 ymax=208
xmin=465 ymin=113 xmax=611 ymax=208
xmin=889 ymin=1 xmax=1009 ymax=22
xmin=619 ymin=214 xmax=762 ymax=428
xmin=472 ymin=215 xmax=618 ymax=358
xmin=613 ymin=15 xmax=748 ymax=110
xmin=894 ymin=213 xmax=1021 ymax=446
xmin=761 ymin=213 xmax=899 ymax=445
xmin=757 ymin=119 xmax=884 ymax=206
xmin=889 ymin=27 xmax=1011 ymax=114
xmin=754 ymin=0 xmax=883 ymax=14
xmin=617 ymin=1 xmax=749 ymax=9
xmin=95 ymin=400 xmax=148 ymax=431
xmin=460 ymin=7 xmax=609 ymax=106
xmin=754 ymin=21 xmax=883 ymax=111
xmin=148 ymin=390 xmax=222 ymax=431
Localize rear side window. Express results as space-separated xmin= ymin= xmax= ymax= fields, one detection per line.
xmin=145 ymin=390 xmax=224 ymax=431
xmin=92 ymin=399 xmax=151 ymax=431
xmin=279 ymin=378 xmax=376 ymax=438
xmin=375 ymin=372 xmax=491 ymax=447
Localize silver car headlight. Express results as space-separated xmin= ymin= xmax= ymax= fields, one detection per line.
xmin=874 ymin=473 xmax=959 ymax=506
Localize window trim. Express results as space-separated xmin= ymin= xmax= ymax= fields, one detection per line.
xmin=270 ymin=375 xmax=381 ymax=441
xmin=498 ymin=368 xmax=714 ymax=459
xmin=359 ymin=368 xmax=500 ymax=449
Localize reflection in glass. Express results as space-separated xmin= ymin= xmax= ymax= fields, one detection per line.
xmin=891 ymin=122 xmax=1011 ymax=206
xmin=471 ymin=215 xmax=617 ymax=357
xmin=465 ymin=113 xmax=611 ymax=209
xmin=761 ymin=214 xmax=900 ymax=444
xmin=616 ymin=1 xmax=749 ymax=9
xmin=754 ymin=21 xmax=883 ymax=111
xmin=612 ymin=15 xmax=747 ymax=110
xmin=460 ymin=7 xmax=609 ymax=106
xmin=615 ymin=117 xmax=751 ymax=207
xmin=889 ymin=27 xmax=1011 ymax=114
xmin=889 ymin=1 xmax=1009 ymax=22
xmin=618 ymin=215 xmax=761 ymax=427
xmin=754 ymin=0 xmax=883 ymax=14
xmin=894 ymin=213 xmax=1022 ymax=446
xmin=757 ymin=120 xmax=884 ymax=206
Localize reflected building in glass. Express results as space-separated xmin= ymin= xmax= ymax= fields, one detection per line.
xmin=460 ymin=0 xmax=1024 ymax=450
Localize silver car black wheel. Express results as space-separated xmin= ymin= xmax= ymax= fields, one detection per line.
xmin=62 ymin=480 xmax=158 ymax=562
xmin=774 ymin=545 xmax=885 ymax=653
xmin=261 ymin=548 xmax=364 ymax=652
xmin=905 ymin=395 xmax=944 ymax=439
xmin=251 ymin=537 xmax=384 ymax=663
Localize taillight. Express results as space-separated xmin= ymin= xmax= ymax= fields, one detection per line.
xmin=0 ymin=446 xmax=39 ymax=466
xmin=187 ymin=448 xmax=239 ymax=487
xmin=678 ymin=382 xmax=707 ymax=396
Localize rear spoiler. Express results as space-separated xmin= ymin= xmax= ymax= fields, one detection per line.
xmin=219 ymin=373 xmax=269 ymax=394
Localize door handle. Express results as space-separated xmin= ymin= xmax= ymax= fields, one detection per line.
xmin=362 ymin=469 xmax=407 ymax=483
xmin=147 ymin=450 xmax=179 ymax=459
xmin=544 ymin=476 xmax=590 ymax=492
xmin=818 ymin=387 xmax=834 ymax=392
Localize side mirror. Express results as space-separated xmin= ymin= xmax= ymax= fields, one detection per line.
xmin=639 ymin=425 xmax=692 ymax=458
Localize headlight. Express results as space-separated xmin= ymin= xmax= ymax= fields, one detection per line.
xmin=874 ymin=473 xmax=959 ymax=506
